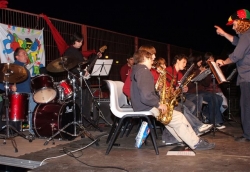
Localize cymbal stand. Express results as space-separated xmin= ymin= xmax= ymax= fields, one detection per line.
xmin=44 ymin=64 xmax=97 ymax=145
xmin=0 ymin=81 xmax=28 ymax=152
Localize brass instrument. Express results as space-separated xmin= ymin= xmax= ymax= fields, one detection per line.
xmin=174 ymin=72 xmax=195 ymax=100
xmin=156 ymin=67 xmax=177 ymax=125
xmin=155 ymin=68 xmax=195 ymax=125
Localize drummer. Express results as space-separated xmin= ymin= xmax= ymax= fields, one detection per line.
xmin=0 ymin=47 xmax=36 ymax=135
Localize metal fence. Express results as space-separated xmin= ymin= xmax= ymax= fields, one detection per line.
xmin=0 ymin=8 xmax=241 ymax=115
xmin=0 ymin=8 xmax=204 ymax=83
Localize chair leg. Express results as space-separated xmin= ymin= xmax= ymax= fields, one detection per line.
xmin=106 ymin=117 xmax=126 ymax=155
xmin=125 ymin=119 xmax=136 ymax=137
xmin=152 ymin=117 xmax=158 ymax=139
xmin=106 ymin=117 xmax=119 ymax=144
xmin=145 ymin=116 xmax=159 ymax=155
xmin=120 ymin=118 xmax=130 ymax=138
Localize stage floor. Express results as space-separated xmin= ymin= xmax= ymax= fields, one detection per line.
xmin=0 ymin=115 xmax=250 ymax=172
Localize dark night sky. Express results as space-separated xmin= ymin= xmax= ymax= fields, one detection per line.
xmin=7 ymin=0 xmax=250 ymax=56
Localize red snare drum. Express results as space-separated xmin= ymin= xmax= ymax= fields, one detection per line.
xmin=32 ymin=102 xmax=80 ymax=140
xmin=8 ymin=92 xmax=29 ymax=121
xmin=59 ymin=80 xmax=73 ymax=100
xmin=31 ymin=74 xmax=57 ymax=104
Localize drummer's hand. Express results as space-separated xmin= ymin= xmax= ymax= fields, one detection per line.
xmin=10 ymin=83 xmax=17 ymax=92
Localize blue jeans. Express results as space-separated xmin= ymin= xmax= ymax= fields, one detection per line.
xmin=199 ymin=91 xmax=223 ymax=124
xmin=239 ymin=82 xmax=250 ymax=139
xmin=185 ymin=93 xmax=203 ymax=117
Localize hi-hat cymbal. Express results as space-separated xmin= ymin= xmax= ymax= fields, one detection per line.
xmin=0 ymin=63 xmax=28 ymax=83
xmin=46 ymin=56 xmax=80 ymax=73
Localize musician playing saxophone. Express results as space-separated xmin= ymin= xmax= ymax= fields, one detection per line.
xmin=130 ymin=47 xmax=215 ymax=150
xmin=165 ymin=54 xmax=197 ymax=115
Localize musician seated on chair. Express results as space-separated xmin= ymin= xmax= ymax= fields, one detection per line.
xmin=0 ymin=47 xmax=37 ymax=135
xmin=186 ymin=53 xmax=226 ymax=130
xmin=63 ymin=32 xmax=102 ymax=126
xmin=130 ymin=46 xmax=215 ymax=150
xmin=123 ymin=48 xmax=213 ymax=144
xmin=165 ymin=54 xmax=198 ymax=117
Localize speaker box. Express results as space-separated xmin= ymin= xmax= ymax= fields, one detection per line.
xmin=92 ymin=99 xmax=114 ymax=125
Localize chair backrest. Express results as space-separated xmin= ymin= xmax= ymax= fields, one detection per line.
xmin=105 ymin=80 xmax=133 ymax=118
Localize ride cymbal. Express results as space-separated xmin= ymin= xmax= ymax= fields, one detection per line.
xmin=0 ymin=63 xmax=28 ymax=83
xmin=46 ymin=56 xmax=79 ymax=73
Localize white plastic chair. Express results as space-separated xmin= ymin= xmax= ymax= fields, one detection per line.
xmin=105 ymin=80 xmax=159 ymax=155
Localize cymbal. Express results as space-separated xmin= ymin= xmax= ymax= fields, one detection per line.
xmin=0 ymin=63 xmax=28 ymax=83
xmin=46 ymin=56 xmax=80 ymax=73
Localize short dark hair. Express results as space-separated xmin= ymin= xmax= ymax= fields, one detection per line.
xmin=172 ymin=54 xmax=187 ymax=65
xmin=69 ymin=32 xmax=83 ymax=45
xmin=13 ymin=47 xmax=25 ymax=60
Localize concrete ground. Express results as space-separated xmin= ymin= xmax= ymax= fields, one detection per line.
xmin=0 ymin=115 xmax=250 ymax=172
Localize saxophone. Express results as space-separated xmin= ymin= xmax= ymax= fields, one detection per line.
xmin=156 ymin=68 xmax=177 ymax=125
xmin=155 ymin=70 xmax=195 ymax=125
xmin=174 ymin=72 xmax=195 ymax=100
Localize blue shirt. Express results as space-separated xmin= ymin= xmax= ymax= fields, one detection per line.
xmin=229 ymin=28 xmax=250 ymax=85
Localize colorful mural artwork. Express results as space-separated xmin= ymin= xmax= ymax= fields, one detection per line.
xmin=0 ymin=23 xmax=45 ymax=76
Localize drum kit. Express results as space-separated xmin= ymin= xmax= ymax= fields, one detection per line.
xmin=0 ymin=56 xmax=100 ymax=151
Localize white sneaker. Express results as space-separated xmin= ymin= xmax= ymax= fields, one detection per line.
xmin=215 ymin=124 xmax=226 ymax=130
xmin=198 ymin=124 xmax=213 ymax=133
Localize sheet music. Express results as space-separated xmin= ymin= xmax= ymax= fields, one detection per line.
xmin=91 ymin=59 xmax=113 ymax=76
xmin=208 ymin=61 xmax=227 ymax=84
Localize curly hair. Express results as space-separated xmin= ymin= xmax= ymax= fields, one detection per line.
xmin=235 ymin=20 xmax=250 ymax=33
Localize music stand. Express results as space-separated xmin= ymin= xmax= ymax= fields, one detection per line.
xmin=191 ymin=68 xmax=211 ymax=118
xmin=225 ymin=68 xmax=238 ymax=123
xmin=206 ymin=61 xmax=234 ymax=137
xmin=91 ymin=59 xmax=113 ymax=126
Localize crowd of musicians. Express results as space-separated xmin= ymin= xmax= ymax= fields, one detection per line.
xmin=1 ymin=8 xmax=250 ymax=150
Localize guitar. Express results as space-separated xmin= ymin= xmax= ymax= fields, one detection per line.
xmin=79 ymin=45 xmax=107 ymax=80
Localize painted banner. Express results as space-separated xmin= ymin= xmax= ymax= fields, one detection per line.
xmin=0 ymin=23 xmax=45 ymax=76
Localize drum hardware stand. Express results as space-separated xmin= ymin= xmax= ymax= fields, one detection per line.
xmin=44 ymin=65 xmax=98 ymax=145
xmin=0 ymin=80 xmax=29 ymax=153
xmin=90 ymin=59 xmax=113 ymax=127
